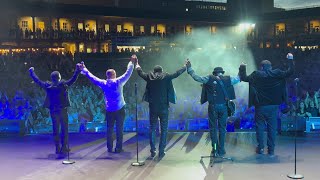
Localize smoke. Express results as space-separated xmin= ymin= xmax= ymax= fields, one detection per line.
xmin=138 ymin=27 xmax=257 ymax=115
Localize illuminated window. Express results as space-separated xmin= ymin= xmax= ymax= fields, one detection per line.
xmin=151 ymin=26 xmax=155 ymax=34
xmin=63 ymin=23 xmax=68 ymax=31
xmin=105 ymin=24 xmax=110 ymax=32
xmin=210 ymin=26 xmax=216 ymax=33
xmin=38 ymin=22 xmax=45 ymax=30
xmin=117 ymin=25 xmax=122 ymax=32
xmin=140 ymin=26 xmax=145 ymax=33
xmin=78 ymin=23 xmax=84 ymax=30
xmin=54 ymin=22 xmax=58 ymax=30
xmin=22 ymin=21 xmax=28 ymax=28
xmin=275 ymin=23 xmax=285 ymax=35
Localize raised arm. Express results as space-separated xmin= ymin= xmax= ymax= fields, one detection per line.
xmin=186 ymin=60 xmax=209 ymax=83
xmin=117 ymin=60 xmax=134 ymax=85
xmin=81 ymin=64 xmax=106 ymax=87
xmin=230 ymin=76 xmax=240 ymax=85
xmin=64 ymin=63 xmax=81 ymax=86
xmin=29 ymin=67 xmax=47 ymax=88
xmin=276 ymin=53 xmax=295 ymax=78
xmin=238 ymin=63 xmax=254 ymax=83
xmin=136 ymin=63 xmax=149 ymax=81
xmin=167 ymin=65 xmax=186 ymax=80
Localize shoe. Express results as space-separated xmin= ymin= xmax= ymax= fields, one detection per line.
xmin=268 ymin=149 xmax=274 ymax=157
xmin=114 ymin=148 xmax=123 ymax=153
xmin=158 ymin=151 xmax=166 ymax=160
xmin=210 ymin=150 xmax=219 ymax=157
xmin=255 ymin=147 xmax=264 ymax=154
xmin=150 ymin=150 xmax=156 ymax=158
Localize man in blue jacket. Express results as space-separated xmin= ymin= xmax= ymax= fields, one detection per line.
xmin=186 ymin=60 xmax=240 ymax=157
xmin=239 ymin=53 xmax=294 ymax=156
xmin=29 ymin=64 xmax=81 ymax=155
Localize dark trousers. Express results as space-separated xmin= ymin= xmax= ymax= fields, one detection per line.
xmin=106 ymin=107 xmax=125 ymax=151
xmin=208 ymin=104 xmax=228 ymax=154
xmin=255 ymin=105 xmax=278 ymax=153
xmin=50 ymin=108 xmax=69 ymax=149
xmin=149 ymin=107 xmax=169 ymax=153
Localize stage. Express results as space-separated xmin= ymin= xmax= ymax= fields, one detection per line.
xmin=0 ymin=132 xmax=318 ymax=180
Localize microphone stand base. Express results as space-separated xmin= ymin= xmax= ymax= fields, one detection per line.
xmin=62 ymin=160 xmax=75 ymax=165
xmin=131 ymin=161 xmax=145 ymax=166
xmin=287 ymin=174 xmax=304 ymax=179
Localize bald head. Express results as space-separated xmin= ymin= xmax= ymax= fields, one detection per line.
xmin=50 ymin=71 xmax=61 ymax=83
xmin=106 ymin=69 xmax=116 ymax=79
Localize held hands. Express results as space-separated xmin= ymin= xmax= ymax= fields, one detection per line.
xmin=286 ymin=53 xmax=293 ymax=60
xmin=130 ymin=54 xmax=138 ymax=64
xmin=29 ymin=67 xmax=34 ymax=72
xmin=239 ymin=62 xmax=247 ymax=69
xmin=185 ymin=59 xmax=191 ymax=68
xmin=78 ymin=61 xmax=88 ymax=74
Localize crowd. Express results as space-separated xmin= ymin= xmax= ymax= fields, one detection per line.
xmin=0 ymin=46 xmax=320 ymax=133
xmin=8 ymin=26 xmax=168 ymax=41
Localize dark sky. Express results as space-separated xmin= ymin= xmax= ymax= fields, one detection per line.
xmin=187 ymin=0 xmax=320 ymax=9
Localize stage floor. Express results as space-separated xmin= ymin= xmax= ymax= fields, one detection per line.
xmin=0 ymin=132 xmax=319 ymax=180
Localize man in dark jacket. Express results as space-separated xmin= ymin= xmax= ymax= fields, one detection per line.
xmin=186 ymin=60 xmax=240 ymax=156
xmin=239 ymin=53 xmax=294 ymax=156
xmin=29 ymin=64 xmax=81 ymax=155
xmin=136 ymin=60 xmax=186 ymax=159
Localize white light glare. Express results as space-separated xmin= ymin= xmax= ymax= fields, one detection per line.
xmin=239 ymin=23 xmax=255 ymax=31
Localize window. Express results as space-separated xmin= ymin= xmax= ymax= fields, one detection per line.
xmin=22 ymin=21 xmax=28 ymax=28
xmin=140 ymin=26 xmax=145 ymax=33
xmin=63 ymin=23 xmax=68 ymax=31
xmin=54 ymin=22 xmax=58 ymax=30
xmin=117 ymin=25 xmax=122 ymax=32
xmin=105 ymin=24 xmax=110 ymax=32
xmin=78 ymin=23 xmax=84 ymax=30
xmin=151 ymin=26 xmax=155 ymax=34
xmin=38 ymin=22 xmax=45 ymax=30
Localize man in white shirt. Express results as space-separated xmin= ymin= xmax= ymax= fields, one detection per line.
xmin=80 ymin=55 xmax=136 ymax=153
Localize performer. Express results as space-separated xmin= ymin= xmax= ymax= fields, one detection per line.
xmin=29 ymin=64 xmax=81 ymax=155
xmin=136 ymin=60 xmax=186 ymax=159
xmin=80 ymin=55 xmax=136 ymax=153
xmin=186 ymin=60 xmax=240 ymax=156
xmin=239 ymin=53 xmax=294 ymax=156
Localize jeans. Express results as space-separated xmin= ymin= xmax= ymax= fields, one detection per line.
xmin=208 ymin=103 xmax=228 ymax=154
xmin=106 ymin=107 xmax=125 ymax=151
xmin=50 ymin=108 xmax=69 ymax=150
xmin=255 ymin=105 xmax=278 ymax=153
xmin=149 ymin=107 xmax=169 ymax=153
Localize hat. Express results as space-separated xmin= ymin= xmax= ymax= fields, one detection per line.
xmin=212 ymin=67 xmax=225 ymax=75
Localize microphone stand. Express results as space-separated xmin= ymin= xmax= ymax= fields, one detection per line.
xmin=62 ymin=141 xmax=75 ymax=165
xmin=287 ymin=78 xmax=303 ymax=179
xmin=131 ymin=83 xmax=145 ymax=166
